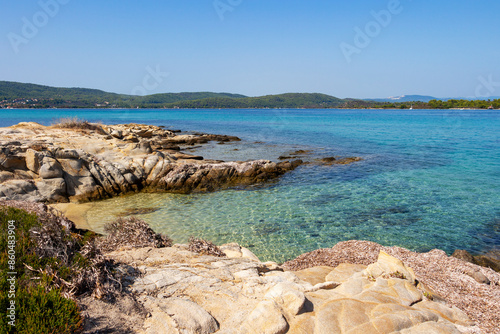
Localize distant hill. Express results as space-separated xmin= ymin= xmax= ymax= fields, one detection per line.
xmin=0 ymin=81 xmax=247 ymax=108
xmin=366 ymin=94 xmax=500 ymax=102
xmin=365 ymin=95 xmax=437 ymax=103
xmin=162 ymin=93 xmax=345 ymax=109
xmin=0 ymin=81 xmax=346 ymax=109
xmin=0 ymin=81 xmax=498 ymax=109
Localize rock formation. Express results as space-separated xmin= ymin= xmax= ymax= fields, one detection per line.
xmin=79 ymin=243 xmax=489 ymax=333
xmin=0 ymin=122 xmax=301 ymax=203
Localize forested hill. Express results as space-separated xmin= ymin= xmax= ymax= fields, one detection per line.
xmin=0 ymin=81 xmax=345 ymax=109
xmin=0 ymin=81 xmax=249 ymax=108
xmin=1 ymin=81 xmax=498 ymax=109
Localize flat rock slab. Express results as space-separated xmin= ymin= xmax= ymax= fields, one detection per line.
xmin=100 ymin=244 xmax=480 ymax=334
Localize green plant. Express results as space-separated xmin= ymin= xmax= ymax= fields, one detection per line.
xmin=423 ymin=291 xmax=434 ymax=300
xmin=382 ymin=271 xmax=407 ymax=280
xmin=15 ymin=286 xmax=82 ymax=334
xmin=0 ymin=206 xmax=83 ymax=333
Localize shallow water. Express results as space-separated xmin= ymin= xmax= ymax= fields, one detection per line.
xmin=1 ymin=109 xmax=499 ymax=262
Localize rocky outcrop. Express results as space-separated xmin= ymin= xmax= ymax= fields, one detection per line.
xmin=283 ymin=240 xmax=500 ymax=334
xmin=453 ymin=249 xmax=500 ymax=273
xmin=0 ymin=122 xmax=301 ymax=203
xmin=81 ymin=244 xmax=485 ymax=334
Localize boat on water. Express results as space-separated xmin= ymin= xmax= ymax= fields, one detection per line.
xmin=488 ymin=105 xmax=494 ymax=110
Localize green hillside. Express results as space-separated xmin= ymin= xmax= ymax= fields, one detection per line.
xmin=0 ymin=81 xmax=346 ymax=109
xmin=2 ymin=81 xmax=497 ymax=109
xmin=0 ymin=81 xmax=248 ymax=108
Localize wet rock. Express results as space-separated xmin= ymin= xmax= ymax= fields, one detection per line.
xmin=316 ymin=156 xmax=362 ymax=165
xmin=473 ymin=250 xmax=500 ymax=273
xmin=452 ymin=249 xmax=475 ymax=263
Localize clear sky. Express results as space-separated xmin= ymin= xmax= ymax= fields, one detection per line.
xmin=1 ymin=0 xmax=499 ymax=98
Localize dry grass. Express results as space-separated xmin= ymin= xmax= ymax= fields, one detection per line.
xmin=188 ymin=237 xmax=225 ymax=257
xmin=52 ymin=117 xmax=107 ymax=135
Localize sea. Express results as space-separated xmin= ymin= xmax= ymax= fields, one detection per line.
xmin=1 ymin=108 xmax=499 ymax=263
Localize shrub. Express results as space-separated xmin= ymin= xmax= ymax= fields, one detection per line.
xmin=15 ymin=286 xmax=82 ymax=334
xmin=188 ymin=237 xmax=225 ymax=257
xmin=0 ymin=206 xmax=83 ymax=333
xmin=52 ymin=117 xmax=107 ymax=135
xmin=98 ymin=216 xmax=172 ymax=253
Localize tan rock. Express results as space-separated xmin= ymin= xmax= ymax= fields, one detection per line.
xmin=142 ymin=297 xmax=218 ymax=334
xmin=265 ymin=282 xmax=307 ymax=316
xmin=25 ymin=148 xmax=41 ymax=172
xmin=239 ymin=300 xmax=288 ymax=334
xmin=365 ymin=250 xmax=417 ymax=284
xmin=413 ymin=300 xmax=474 ymax=326
xmin=294 ymin=266 xmax=336 ymax=285
xmin=326 ymin=263 xmax=367 ymax=283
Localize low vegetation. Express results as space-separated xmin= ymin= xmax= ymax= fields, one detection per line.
xmin=51 ymin=117 xmax=107 ymax=134
xmin=97 ymin=216 xmax=172 ymax=252
xmin=188 ymin=236 xmax=226 ymax=257
xmin=0 ymin=202 xmax=173 ymax=333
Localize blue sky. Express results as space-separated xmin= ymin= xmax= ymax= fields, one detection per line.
xmin=1 ymin=0 xmax=499 ymax=98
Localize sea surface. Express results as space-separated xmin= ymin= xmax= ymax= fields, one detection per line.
xmin=1 ymin=108 xmax=499 ymax=263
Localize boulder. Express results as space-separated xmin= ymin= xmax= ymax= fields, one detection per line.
xmin=239 ymin=300 xmax=288 ymax=334
xmin=0 ymin=180 xmax=41 ymax=201
xmin=142 ymin=298 xmax=219 ymax=334
xmin=35 ymin=178 xmax=67 ymax=203
xmin=38 ymin=157 xmax=63 ymax=179
xmin=25 ymin=149 xmax=42 ymax=172
xmin=365 ymin=251 xmax=417 ymax=284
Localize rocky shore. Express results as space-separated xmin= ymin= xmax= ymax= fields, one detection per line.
xmin=81 ymin=240 xmax=500 ymax=334
xmin=0 ymin=121 xmax=302 ymax=203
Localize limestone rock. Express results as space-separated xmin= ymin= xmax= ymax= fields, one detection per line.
xmin=239 ymin=300 xmax=288 ymax=334
xmin=39 ymin=157 xmax=63 ymax=179
xmin=365 ymin=250 xmax=417 ymax=284
xmin=35 ymin=178 xmax=67 ymax=203
xmin=142 ymin=298 xmax=218 ymax=334
xmin=84 ymin=242 xmax=484 ymax=334
xmin=265 ymin=282 xmax=307 ymax=316
xmin=220 ymin=243 xmax=260 ymax=262
xmin=294 ymin=265 xmax=335 ymax=286
xmin=325 ymin=263 xmax=367 ymax=284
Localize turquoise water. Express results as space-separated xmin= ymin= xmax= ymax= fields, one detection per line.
xmin=1 ymin=109 xmax=499 ymax=262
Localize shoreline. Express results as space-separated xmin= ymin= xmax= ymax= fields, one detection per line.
xmin=1 ymin=199 xmax=499 ymax=333
xmin=0 ymin=121 xmax=303 ymax=203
